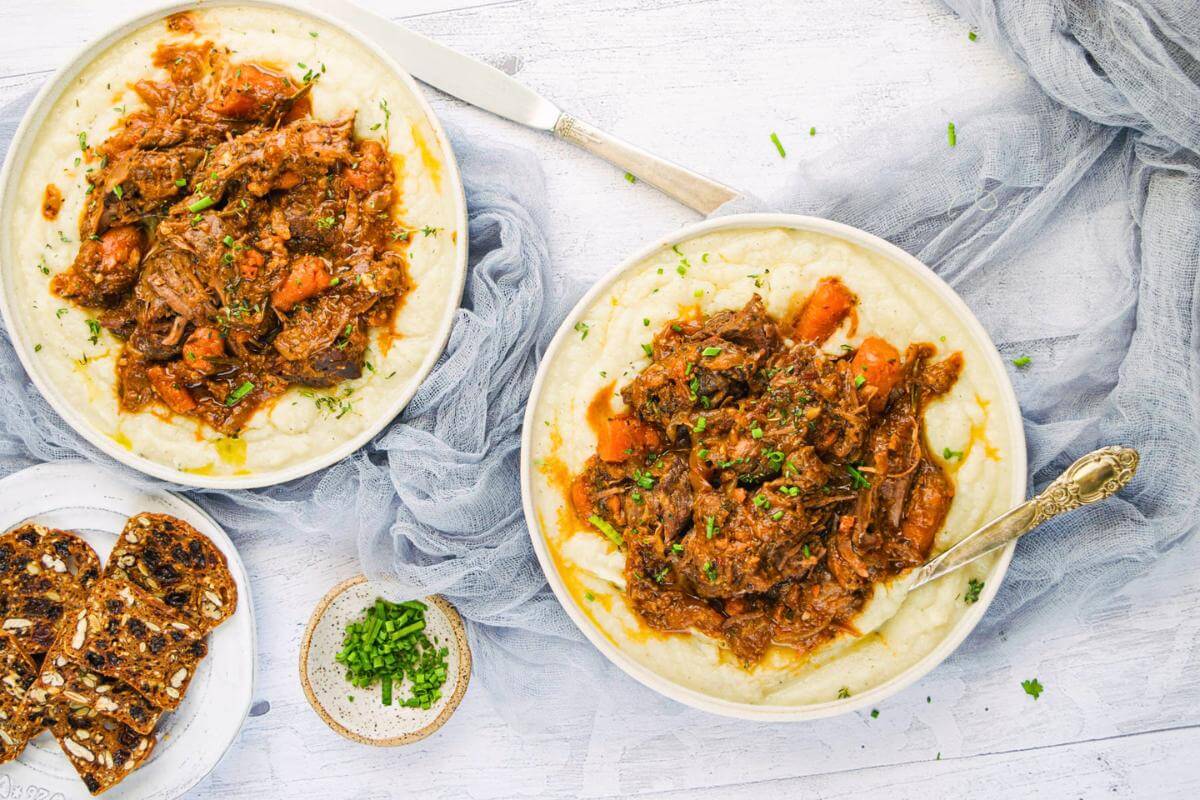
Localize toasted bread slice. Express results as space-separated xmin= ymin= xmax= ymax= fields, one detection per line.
xmin=0 ymin=524 xmax=101 ymax=656
xmin=60 ymin=579 xmax=206 ymax=711
xmin=0 ymin=631 xmax=39 ymax=763
xmin=105 ymin=513 xmax=236 ymax=633
xmin=48 ymin=701 xmax=156 ymax=795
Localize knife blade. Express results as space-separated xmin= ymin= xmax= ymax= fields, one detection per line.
xmin=305 ymin=0 xmax=741 ymax=214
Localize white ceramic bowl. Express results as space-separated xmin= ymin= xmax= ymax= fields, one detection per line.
xmin=520 ymin=213 xmax=1027 ymax=721
xmin=0 ymin=0 xmax=468 ymax=489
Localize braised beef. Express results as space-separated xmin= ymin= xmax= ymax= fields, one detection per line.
xmin=573 ymin=293 xmax=961 ymax=664
xmin=50 ymin=41 xmax=410 ymax=435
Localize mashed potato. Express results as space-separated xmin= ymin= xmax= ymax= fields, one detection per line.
xmin=2 ymin=4 xmax=462 ymax=479
xmin=528 ymin=225 xmax=1023 ymax=705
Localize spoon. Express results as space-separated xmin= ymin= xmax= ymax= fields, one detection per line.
xmin=908 ymin=446 xmax=1140 ymax=589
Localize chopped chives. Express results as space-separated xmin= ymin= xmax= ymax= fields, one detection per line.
xmin=770 ymin=131 xmax=787 ymax=158
xmin=187 ymin=195 xmax=215 ymax=213
xmin=335 ymin=596 xmax=450 ymax=709
xmin=587 ymin=514 xmax=624 ymax=547
xmin=226 ymin=381 xmax=254 ymax=406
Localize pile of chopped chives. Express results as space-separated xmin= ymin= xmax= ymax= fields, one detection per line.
xmin=335 ymin=597 xmax=449 ymax=709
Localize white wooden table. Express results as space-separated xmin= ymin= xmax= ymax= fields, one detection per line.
xmin=2 ymin=1 xmax=1197 ymax=797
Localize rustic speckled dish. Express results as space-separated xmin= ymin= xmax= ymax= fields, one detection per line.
xmin=299 ymin=575 xmax=471 ymax=746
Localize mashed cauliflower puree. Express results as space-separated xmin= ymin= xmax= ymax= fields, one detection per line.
xmin=2 ymin=4 xmax=461 ymax=478
xmin=528 ymin=225 xmax=1022 ymax=706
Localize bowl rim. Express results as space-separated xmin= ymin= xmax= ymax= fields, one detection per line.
xmin=0 ymin=0 xmax=469 ymax=490
xmin=519 ymin=212 xmax=1028 ymax=721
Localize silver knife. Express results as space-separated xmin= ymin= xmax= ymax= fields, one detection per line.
xmin=306 ymin=0 xmax=741 ymax=215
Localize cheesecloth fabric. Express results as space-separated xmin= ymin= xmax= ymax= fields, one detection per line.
xmin=0 ymin=0 xmax=1197 ymax=745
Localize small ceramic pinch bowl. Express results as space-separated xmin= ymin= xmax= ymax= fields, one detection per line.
xmin=299 ymin=575 xmax=471 ymax=746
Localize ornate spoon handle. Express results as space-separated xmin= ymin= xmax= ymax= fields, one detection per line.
xmin=908 ymin=446 xmax=1140 ymax=590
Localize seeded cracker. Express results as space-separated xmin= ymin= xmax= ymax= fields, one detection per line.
xmin=105 ymin=513 xmax=237 ymax=632
xmin=60 ymin=578 xmax=207 ymax=711
xmin=0 ymin=631 xmax=39 ymax=763
xmin=49 ymin=701 xmax=156 ymax=795
xmin=34 ymin=651 xmax=161 ymax=735
xmin=0 ymin=524 xmax=101 ymax=656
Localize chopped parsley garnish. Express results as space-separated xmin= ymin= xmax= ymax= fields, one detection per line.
xmin=693 ymin=416 xmax=707 ymax=433
xmin=854 ymin=374 xmax=866 ymax=388
xmin=642 ymin=318 xmax=650 ymax=327
xmin=964 ymin=578 xmax=984 ymax=603
xmin=870 ymin=708 xmax=880 ymax=718
xmin=584 ymin=591 xmax=595 ymax=602
xmin=705 ymin=516 xmax=716 ymax=539
xmin=947 ymin=121 xmax=957 ymax=147
xmin=750 ymin=422 xmax=764 ymax=439
xmin=588 ymin=514 xmax=624 ymax=547
xmin=226 ymin=381 xmax=254 ymax=406
xmin=770 ymin=131 xmax=786 ymax=158
xmin=671 ymin=542 xmax=684 ymax=553
xmin=701 ymin=346 xmax=722 ymax=357
xmin=78 ymin=131 xmax=88 ymax=151
xmin=809 ymin=126 xmax=816 ymax=136
xmin=641 ymin=343 xmax=653 ymax=357
xmin=85 ymin=319 xmax=101 ymax=345
xmin=317 ymin=215 xmax=336 ymax=230
xmin=802 ymin=544 xmax=811 ymax=558
xmin=837 ymin=687 xmax=850 ymax=699
xmin=1012 ymin=355 xmax=1032 ymax=368
xmin=943 ymin=447 xmax=964 ymax=460
xmin=624 ymin=172 xmax=636 ymax=184
xmin=1021 ymin=678 xmax=1044 ymax=700
xmin=846 ymin=464 xmax=871 ymax=489
xmin=574 ymin=321 xmax=589 ymax=340
xmin=112 ymin=185 xmax=124 ymax=200
xmin=703 ymin=560 xmax=718 ymax=581
xmin=632 ymin=469 xmax=655 ymax=490
xmin=968 ymin=30 xmax=978 ymax=41
xmin=174 ymin=178 xmax=187 ymax=187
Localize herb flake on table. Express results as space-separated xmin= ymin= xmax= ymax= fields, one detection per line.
xmin=947 ymin=121 xmax=957 ymax=147
xmin=624 ymin=172 xmax=637 ymax=184
xmin=1012 ymin=355 xmax=1032 ymax=368
xmin=770 ymin=131 xmax=787 ymax=158
xmin=1022 ymin=678 xmax=1044 ymax=700
xmin=336 ymin=597 xmax=450 ymax=709
xmin=963 ymin=578 xmax=984 ymax=603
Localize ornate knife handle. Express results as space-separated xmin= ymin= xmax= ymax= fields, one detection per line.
xmin=909 ymin=446 xmax=1140 ymax=589
xmin=553 ymin=114 xmax=741 ymax=216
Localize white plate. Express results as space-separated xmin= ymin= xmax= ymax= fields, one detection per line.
xmin=0 ymin=462 xmax=255 ymax=799
xmin=0 ymin=0 xmax=469 ymax=489
xmin=520 ymin=212 xmax=1028 ymax=721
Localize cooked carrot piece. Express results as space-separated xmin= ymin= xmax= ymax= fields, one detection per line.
xmin=146 ymin=366 xmax=196 ymax=414
xmin=345 ymin=140 xmax=388 ymax=193
xmin=597 ymin=415 xmax=661 ymax=463
xmin=181 ymin=327 xmax=224 ymax=375
xmin=271 ymin=255 xmax=332 ymax=311
xmin=899 ymin=464 xmax=954 ymax=557
xmin=209 ymin=64 xmax=291 ymax=119
xmin=795 ymin=278 xmax=856 ymax=342
xmin=851 ymin=336 xmax=902 ymax=410
xmin=571 ymin=475 xmax=593 ymax=518
xmin=97 ymin=226 xmax=144 ymax=277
